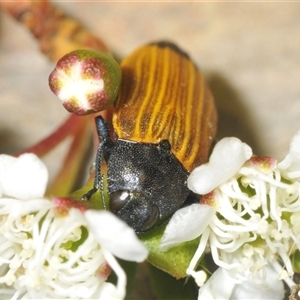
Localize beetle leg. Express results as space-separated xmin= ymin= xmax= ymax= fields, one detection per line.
xmin=81 ymin=116 xmax=113 ymax=201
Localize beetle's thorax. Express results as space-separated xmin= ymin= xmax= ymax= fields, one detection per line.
xmin=107 ymin=139 xmax=190 ymax=232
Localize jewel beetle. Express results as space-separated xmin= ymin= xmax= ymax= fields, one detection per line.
xmin=83 ymin=41 xmax=217 ymax=233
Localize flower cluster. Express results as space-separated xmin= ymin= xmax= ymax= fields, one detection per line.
xmin=160 ymin=132 xmax=300 ymax=299
xmin=0 ymin=153 xmax=148 ymax=299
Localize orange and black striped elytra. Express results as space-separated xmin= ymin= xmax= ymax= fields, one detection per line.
xmin=83 ymin=41 xmax=217 ymax=233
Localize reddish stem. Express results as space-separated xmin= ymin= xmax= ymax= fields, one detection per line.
xmin=47 ymin=116 xmax=92 ymax=196
xmin=15 ymin=114 xmax=89 ymax=157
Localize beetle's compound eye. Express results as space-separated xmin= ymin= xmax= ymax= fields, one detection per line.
xmin=109 ymin=190 xmax=131 ymax=213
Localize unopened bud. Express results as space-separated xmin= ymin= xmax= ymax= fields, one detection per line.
xmin=49 ymin=49 xmax=121 ymax=115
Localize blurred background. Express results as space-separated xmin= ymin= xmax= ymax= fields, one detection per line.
xmin=1 ymin=2 xmax=300 ymax=160
xmin=0 ymin=2 xmax=300 ymax=299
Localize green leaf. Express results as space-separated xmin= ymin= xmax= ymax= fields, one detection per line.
xmin=140 ymin=226 xmax=199 ymax=279
xmin=291 ymin=250 xmax=300 ymax=273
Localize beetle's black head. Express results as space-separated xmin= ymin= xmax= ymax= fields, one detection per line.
xmin=107 ymin=139 xmax=190 ymax=233
xmin=110 ymin=190 xmax=161 ymax=232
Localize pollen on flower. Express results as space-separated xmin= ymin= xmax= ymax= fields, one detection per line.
xmin=242 ymin=244 xmax=254 ymax=257
xmin=256 ymin=218 xmax=269 ymax=235
xmin=248 ymin=196 xmax=261 ymax=210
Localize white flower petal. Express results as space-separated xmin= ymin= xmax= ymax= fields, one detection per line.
xmin=84 ymin=210 xmax=148 ymax=262
xmin=231 ymin=263 xmax=285 ymax=300
xmin=159 ymin=204 xmax=215 ymax=251
xmin=198 ymin=264 xmax=285 ymax=300
xmin=0 ymin=154 xmax=16 ymax=198
xmin=198 ymin=267 xmax=235 ymax=300
xmin=188 ymin=137 xmax=252 ymax=194
xmin=100 ymin=249 xmax=126 ymax=300
xmin=287 ymin=130 xmax=300 ymax=160
xmin=0 ymin=153 xmax=48 ymax=200
xmin=278 ymin=130 xmax=300 ymax=170
xmin=97 ymin=282 xmax=123 ymax=300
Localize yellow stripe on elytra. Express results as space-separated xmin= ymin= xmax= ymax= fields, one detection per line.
xmin=179 ymin=60 xmax=194 ymax=160
xmin=170 ymin=50 xmax=184 ymax=146
xmin=187 ymin=71 xmax=205 ymax=169
xmin=148 ymin=47 xmax=169 ymax=139
xmin=131 ymin=47 xmax=155 ymax=139
xmin=167 ymin=48 xmax=181 ymax=143
xmin=174 ymin=58 xmax=197 ymax=170
xmin=149 ymin=47 xmax=175 ymax=140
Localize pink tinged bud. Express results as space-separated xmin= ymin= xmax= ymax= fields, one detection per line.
xmin=49 ymin=50 xmax=121 ymax=115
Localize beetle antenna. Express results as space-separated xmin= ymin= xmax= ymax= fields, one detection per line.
xmin=81 ymin=116 xmax=110 ymax=201
xmin=100 ymin=174 xmax=107 ymax=210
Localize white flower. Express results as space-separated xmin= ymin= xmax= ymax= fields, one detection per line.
xmin=0 ymin=153 xmax=148 ymax=299
xmin=187 ymin=137 xmax=252 ymax=195
xmin=160 ymin=133 xmax=300 ymax=298
xmin=198 ymin=263 xmax=285 ymax=300
xmin=0 ymin=153 xmax=48 ymax=200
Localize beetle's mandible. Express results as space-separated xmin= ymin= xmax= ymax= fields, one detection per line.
xmin=83 ymin=41 xmax=217 ymax=233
